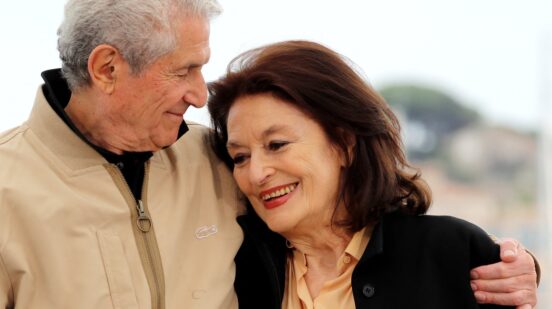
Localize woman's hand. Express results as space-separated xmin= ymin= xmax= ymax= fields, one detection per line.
xmin=470 ymin=238 xmax=538 ymax=309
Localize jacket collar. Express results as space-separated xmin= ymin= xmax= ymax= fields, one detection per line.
xmin=28 ymin=69 xmax=190 ymax=171
xmin=360 ymin=218 xmax=385 ymax=260
xmin=237 ymin=206 xmax=387 ymax=263
xmin=27 ymin=85 xmax=108 ymax=172
xmin=40 ymin=69 xmax=190 ymax=146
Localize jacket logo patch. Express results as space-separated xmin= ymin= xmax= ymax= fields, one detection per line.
xmin=195 ymin=225 xmax=218 ymax=239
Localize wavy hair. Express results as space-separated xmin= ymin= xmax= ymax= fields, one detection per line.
xmin=208 ymin=40 xmax=431 ymax=232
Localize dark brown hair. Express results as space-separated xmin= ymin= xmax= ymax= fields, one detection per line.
xmin=208 ymin=40 xmax=431 ymax=232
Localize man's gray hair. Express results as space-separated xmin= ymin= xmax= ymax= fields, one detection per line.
xmin=58 ymin=0 xmax=222 ymax=90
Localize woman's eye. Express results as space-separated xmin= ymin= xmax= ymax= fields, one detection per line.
xmin=267 ymin=141 xmax=289 ymax=151
xmin=232 ymin=154 xmax=248 ymax=165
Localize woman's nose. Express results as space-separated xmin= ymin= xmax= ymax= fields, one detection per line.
xmin=249 ymin=153 xmax=275 ymax=185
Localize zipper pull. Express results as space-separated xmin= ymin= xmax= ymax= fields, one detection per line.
xmin=136 ymin=200 xmax=152 ymax=233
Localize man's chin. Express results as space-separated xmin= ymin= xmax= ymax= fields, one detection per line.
xmin=155 ymin=133 xmax=180 ymax=150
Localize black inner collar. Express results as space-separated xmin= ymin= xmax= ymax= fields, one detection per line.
xmin=40 ymin=68 xmax=189 ymax=199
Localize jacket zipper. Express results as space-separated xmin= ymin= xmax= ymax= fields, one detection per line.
xmin=106 ymin=162 xmax=165 ymax=309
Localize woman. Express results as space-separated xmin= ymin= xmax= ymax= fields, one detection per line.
xmin=208 ymin=40 xmax=537 ymax=308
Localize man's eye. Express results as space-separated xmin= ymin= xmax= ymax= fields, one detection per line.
xmin=175 ymin=70 xmax=189 ymax=78
xmin=267 ymin=141 xmax=289 ymax=151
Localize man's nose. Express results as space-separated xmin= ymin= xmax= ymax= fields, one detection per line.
xmin=183 ymin=71 xmax=207 ymax=108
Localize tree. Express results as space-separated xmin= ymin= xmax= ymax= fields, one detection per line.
xmin=379 ymin=84 xmax=481 ymax=160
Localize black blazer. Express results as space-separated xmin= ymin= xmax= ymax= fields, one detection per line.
xmin=234 ymin=211 xmax=513 ymax=309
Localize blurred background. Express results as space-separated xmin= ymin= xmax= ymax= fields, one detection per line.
xmin=1 ymin=0 xmax=550 ymax=306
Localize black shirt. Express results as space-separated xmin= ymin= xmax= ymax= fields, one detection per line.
xmin=40 ymin=68 xmax=189 ymax=200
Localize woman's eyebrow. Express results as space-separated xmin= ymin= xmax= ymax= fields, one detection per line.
xmin=226 ymin=141 xmax=242 ymax=149
xmin=261 ymin=125 xmax=288 ymax=139
xmin=226 ymin=124 xmax=292 ymax=149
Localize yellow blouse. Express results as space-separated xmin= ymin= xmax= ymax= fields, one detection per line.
xmin=282 ymin=227 xmax=371 ymax=309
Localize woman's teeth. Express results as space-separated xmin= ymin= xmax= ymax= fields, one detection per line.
xmin=262 ymin=183 xmax=297 ymax=201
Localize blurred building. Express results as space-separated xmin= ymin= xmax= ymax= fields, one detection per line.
xmin=382 ymin=83 xmax=549 ymax=307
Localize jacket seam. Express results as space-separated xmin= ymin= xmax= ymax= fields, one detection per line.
xmin=0 ymin=250 xmax=14 ymax=304
xmin=0 ymin=126 xmax=27 ymax=145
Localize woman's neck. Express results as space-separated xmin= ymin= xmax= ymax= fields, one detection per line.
xmin=286 ymin=226 xmax=353 ymax=299
xmin=286 ymin=226 xmax=351 ymax=263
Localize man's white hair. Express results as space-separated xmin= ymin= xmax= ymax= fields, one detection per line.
xmin=57 ymin=0 xmax=222 ymax=90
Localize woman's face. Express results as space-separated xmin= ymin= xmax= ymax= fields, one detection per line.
xmin=226 ymin=94 xmax=346 ymax=236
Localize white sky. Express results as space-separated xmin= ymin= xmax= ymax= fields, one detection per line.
xmin=0 ymin=0 xmax=550 ymax=131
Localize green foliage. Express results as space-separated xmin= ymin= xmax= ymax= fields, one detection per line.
xmin=380 ymin=84 xmax=480 ymax=133
xmin=377 ymin=83 xmax=536 ymax=210
xmin=379 ymin=84 xmax=481 ymax=160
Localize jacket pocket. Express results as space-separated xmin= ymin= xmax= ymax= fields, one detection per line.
xmin=97 ymin=231 xmax=139 ymax=309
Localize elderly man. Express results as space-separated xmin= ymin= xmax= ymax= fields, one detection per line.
xmin=0 ymin=0 xmax=538 ymax=308
xmin=0 ymin=0 xmax=241 ymax=308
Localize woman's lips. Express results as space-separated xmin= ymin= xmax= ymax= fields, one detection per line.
xmin=260 ymin=183 xmax=298 ymax=209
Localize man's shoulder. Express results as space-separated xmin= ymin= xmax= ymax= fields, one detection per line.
xmin=168 ymin=121 xmax=224 ymax=165
xmin=171 ymin=121 xmax=210 ymax=151
xmin=0 ymin=125 xmax=28 ymax=147
xmin=184 ymin=120 xmax=211 ymax=136
xmin=0 ymin=124 xmax=32 ymax=162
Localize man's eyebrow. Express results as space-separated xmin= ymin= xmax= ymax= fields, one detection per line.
xmin=172 ymin=64 xmax=193 ymax=72
xmin=174 ymin=57 xmax=209 ymax=72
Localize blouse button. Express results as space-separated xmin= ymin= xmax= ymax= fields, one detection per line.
xmin=343 ymin=255 xmax=352 ymax=264
xmin=362 ymin=284 xmax=375 ymax=298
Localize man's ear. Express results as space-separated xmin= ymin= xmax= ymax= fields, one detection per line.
xmin=87 ymin=44 xmax=123 ymax=94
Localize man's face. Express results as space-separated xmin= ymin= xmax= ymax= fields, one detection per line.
xmin=109 ymin=17 xmax=211 ymax=151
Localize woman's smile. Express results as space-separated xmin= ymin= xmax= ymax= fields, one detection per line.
xmin=227 ymin=94 xmax=345 ymax=234
xmin=260 ymin=182 xmax=299 ymax=209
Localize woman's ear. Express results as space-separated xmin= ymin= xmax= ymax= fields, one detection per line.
xmin=87 ymin=44 xmax=123 ymax=94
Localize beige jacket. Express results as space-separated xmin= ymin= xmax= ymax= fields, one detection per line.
xmin=0 ymin=87 xmax=244 ymax=308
